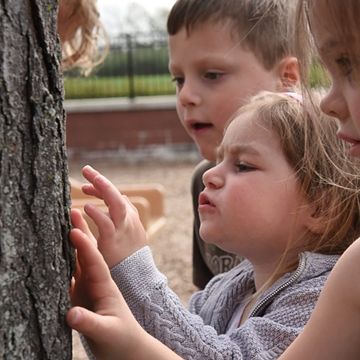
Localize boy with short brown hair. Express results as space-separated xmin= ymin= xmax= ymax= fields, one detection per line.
xmin=167 ymin=0 xmax=300 ymax=289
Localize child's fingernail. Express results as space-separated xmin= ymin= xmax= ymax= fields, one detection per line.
xmin=70 ymin=308 xmax=81 ymax=324
xmin=84 ymin=203 xmax=95 ymax=212
xmin=95 ymin=175 xmax=106 ymax=184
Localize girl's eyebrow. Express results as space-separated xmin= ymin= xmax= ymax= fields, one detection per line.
xmin=216 ymin=143 xmax=260 ymax=160
xmin=228 ymin=144 xmax=260 ymax=156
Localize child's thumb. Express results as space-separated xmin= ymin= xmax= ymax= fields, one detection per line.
xmin=67 ymin=306 xmax=104 ymax=340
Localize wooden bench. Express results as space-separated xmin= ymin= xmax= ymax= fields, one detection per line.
xmin=70 ymin=177 xmax=166 ymax=240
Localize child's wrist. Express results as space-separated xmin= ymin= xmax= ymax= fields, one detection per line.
xmin=104 ymin=244 xmax=147 ymax=269
xmin=110 ymin=246 xmax=167 ymax=301
xmin=108 ymin=245 xmax=146 ymax=270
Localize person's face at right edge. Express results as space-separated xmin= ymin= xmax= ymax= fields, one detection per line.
xmin=308 ymin=0 xmax=360 ymax=157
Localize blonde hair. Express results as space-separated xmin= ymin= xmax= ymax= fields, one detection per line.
xmin=57 ymin=0 xmax=108 ymax=75
xmin=167 ymin=0 xmax=297 ymax=70
xmin=233 ymin=91 xmax=360 ymax=260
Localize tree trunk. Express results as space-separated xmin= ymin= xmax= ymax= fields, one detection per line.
xmin=0 ymin=1 xmax=73 ymax=358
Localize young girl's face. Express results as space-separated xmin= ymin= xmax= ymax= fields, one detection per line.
xmin=308 ymin=0 xmax=360 ymax=157
xmin=198 ymin=111 xmax=313 ymax=269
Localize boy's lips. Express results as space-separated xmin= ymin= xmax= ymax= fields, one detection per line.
xmin=186 ymin=119 xmax=213 ymax=133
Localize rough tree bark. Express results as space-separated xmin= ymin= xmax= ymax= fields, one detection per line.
xmin=0 ymin=1 xmax=73 ymax=358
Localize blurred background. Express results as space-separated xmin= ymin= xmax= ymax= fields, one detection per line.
xmin=65 ymin=0 xmax=176 ymax=100
xmin=64 ymin=0 xmax=199 ymax=161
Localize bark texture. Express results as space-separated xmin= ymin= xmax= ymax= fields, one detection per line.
xmin=0 ymin=1 xmax=73 ymax=358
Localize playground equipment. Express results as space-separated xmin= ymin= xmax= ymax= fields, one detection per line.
xmin=70 ymin=177 xmax=166 ymax=240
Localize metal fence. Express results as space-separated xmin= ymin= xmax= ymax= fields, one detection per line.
xmin=64 ymin=32 xmax=175 ymax=100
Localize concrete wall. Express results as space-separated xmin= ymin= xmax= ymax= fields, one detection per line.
xmin=65 ymin=96 xmax=194 ymax=158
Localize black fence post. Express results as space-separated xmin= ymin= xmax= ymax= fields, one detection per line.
xmin=126 ymin=33 xmax=135 ymax=100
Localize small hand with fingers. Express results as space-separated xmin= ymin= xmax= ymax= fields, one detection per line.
xmin=73 ymin=165 xmax=148 ymax=268
xmin=67 ymin=227 xmax=148 ymax=360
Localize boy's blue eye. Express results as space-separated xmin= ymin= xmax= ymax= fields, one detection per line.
xmin=171 ymin=76 xmax=184 ymax=87
xmin=204 ymin=72 xmax=222 ymax=80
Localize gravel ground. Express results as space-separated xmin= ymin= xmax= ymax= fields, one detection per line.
xmin=70 ymin=155 xmax=199 ymax=359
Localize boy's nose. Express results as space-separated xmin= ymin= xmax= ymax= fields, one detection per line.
xmin=320 ymin=85 xmax=349 ymax=122
xmin=178 ymin=81 xmax=201 ymax=107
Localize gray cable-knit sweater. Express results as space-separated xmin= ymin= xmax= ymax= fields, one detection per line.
xmin=85 ymin=247 xmax=339 ymax=359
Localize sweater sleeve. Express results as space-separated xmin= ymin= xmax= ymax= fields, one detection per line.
xmin=109 ymin=247 xmax=327 ymax=360
xmin=110 ymin=246 xmax=235 ymax=359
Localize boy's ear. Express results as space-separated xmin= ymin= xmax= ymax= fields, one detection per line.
xmin=277 ymin=57 xmax=299 ymax=90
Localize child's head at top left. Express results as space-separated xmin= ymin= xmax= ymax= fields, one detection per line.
xmin=199 ymin=91 xmax=360 ymax=288
xmin=167 ymin=0 xmax=300 ymax=161
xmin=57 ymin=0 xmax=108 ymax=74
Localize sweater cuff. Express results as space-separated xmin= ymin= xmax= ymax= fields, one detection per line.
xmin=110 ymin=246 xmax=167 ymax=302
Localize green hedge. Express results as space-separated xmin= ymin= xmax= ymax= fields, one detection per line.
xmin=64 ymin=74 xmax=176 ymax=99
xmin=94 ymin=47 xmax=170 ymax=77
xmin=309 ymin=61 xmax=330 ymax=88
